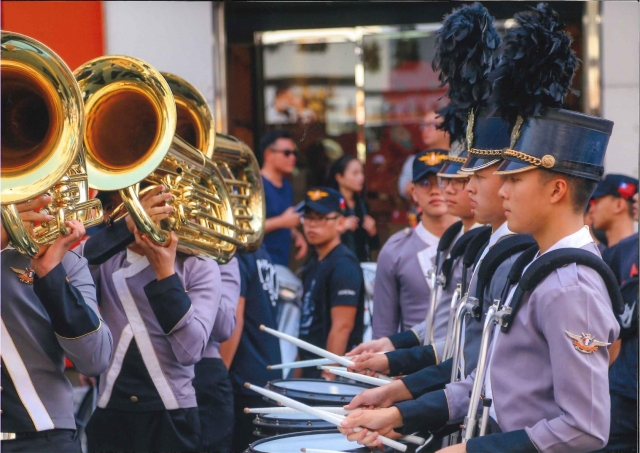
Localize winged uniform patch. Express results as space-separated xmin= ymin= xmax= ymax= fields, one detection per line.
xmin=10 ymin=267 xmax=35 ymax=285
xmin=565 ymin=331 xmax=610 ymax=354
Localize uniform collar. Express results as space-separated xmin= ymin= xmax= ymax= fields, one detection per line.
xmin=126 ymin=248 xmax=146 ymax=265
xmin=541 ymin=225 xmax=595 ymax=256
xmin=488 ymin=221 xmax=514 ymax=248
xmin=414 ymin=222 xmax=439 ymax=246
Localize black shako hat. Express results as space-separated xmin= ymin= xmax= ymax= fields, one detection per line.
xmin=437 ymin=150 xmax=470 ymax=179
xmin=490 ymin=4 xmax=613 ymax=181
xmin=296 ymin=187 xmax=345 ymax=215
xmin=430 ymin=3 xmax=509 ymax=174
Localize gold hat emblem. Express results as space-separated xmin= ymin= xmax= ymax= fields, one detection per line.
xmin=307 ymin=190 xmax=329 ymax=201
xmin=419 ymin=152 xmax=447 ymax=166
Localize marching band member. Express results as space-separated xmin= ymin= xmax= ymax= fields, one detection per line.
xmin=372 ymin=149 xmax=457 ymax=340
xmin=341 ymin=5 xmax=620 ymax=453
xmin=297 ymin=187 xmax=365 ymax=379
xmin=193 ymin=258 xmax=240 ymax=453
xmin=348 ymin=151 xmax=481 ymax=369
xmin=78 ymin=186 xmax=222 ymax=452
xmin=1 ymin=195 xmax=113 ymax=453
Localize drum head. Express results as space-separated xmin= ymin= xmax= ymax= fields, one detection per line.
xmin=248 ymin=430 xmax=395 ymax=453
xmin=270 ymin=379 xmax=368 ymax=396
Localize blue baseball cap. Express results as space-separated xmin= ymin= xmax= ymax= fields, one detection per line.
xmin=412 ymin=149 xmax=448 ymax=183
xmin=296 ymin=187 xmax=345 ymax=215
xmin=592 ymin=174 xmax=638 ymax=200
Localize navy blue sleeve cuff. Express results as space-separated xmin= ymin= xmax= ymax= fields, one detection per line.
xmin=83 ymin=219 xmax=134 ymax=265
xmin=466 ymin=430 xmax=537 ymax=453
xmin=393 ymin=389 xmax=449 ymax=435
xmin=400 ymin=357 xmax=453 ymax=398
xmin=33 ymin=263 xmax=101 ymax=338
xmin=387 ymin=344 xmax=437 ymax=376
xmin=144 ymin=273 xmax=192 ymax=334
xmin=389 ymin=330 xmax=421 ymax=350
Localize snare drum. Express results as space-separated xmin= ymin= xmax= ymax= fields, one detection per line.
xmin=253 ymin=412 xmax=333 ymax=437
xmin=264 ymin=379 xmax=370 ymax=406
xmin=245 ymin=430 xmax=403 ymax=453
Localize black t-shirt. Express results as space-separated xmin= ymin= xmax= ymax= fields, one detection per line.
xmin=229 ymin=245 xmax=283 ymax=396
xmin=341 ymin=197 xmax=381 ymax=263
xmin=299 ymin=244 xmax=364 ymax=377
xmin=605 ymin=233 xmax=638 ymax=400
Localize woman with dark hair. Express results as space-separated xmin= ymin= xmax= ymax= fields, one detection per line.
xmin=328 ymin=155 xmax=380 ymax=262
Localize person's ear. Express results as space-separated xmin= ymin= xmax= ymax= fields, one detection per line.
xmin=612 ymin=197 xmax=626 ymax=215
xmin=335 ymin=173 xmax=345 ymax=187
xmin=548 ymin=176 xmax=569 ymax=206
xmin=336 ymin=214 xmax=346 ymax=234
xmin=410 ymin=183 xmax=418 ymax=204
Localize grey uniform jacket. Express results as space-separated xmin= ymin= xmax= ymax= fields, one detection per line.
xmin=80 ymin=242 xmax=222 ymax=411
xmin=372 ymin=226 xmax=437 ymax=338
xmin=1 ymin=249 xmax=112 ymax=432
xmin=202 ymin=257 xmax=240 ymax=359
xmin=439 ymin=241 xmax=619 ymax=453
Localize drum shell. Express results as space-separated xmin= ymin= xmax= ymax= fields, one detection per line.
xmin=245 ymin=429 xmax=410 ymax=453
xmin=252 ymin=412 xmax=334 ymax=438
xmin=264 ymin=379 xmax=372 ymax=406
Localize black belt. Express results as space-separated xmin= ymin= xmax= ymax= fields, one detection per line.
xmin=1 ymin=429 xmax=75 ymax=441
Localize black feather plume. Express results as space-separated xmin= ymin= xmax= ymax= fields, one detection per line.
xmin=488 ymin=3 xmax=580 ymax=124
xmin=432 ymin=3 xmax=501 ymax=143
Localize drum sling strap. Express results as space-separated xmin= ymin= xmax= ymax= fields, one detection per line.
xmin=471 ymin=234 xmax=537 ymax=322
xmin=501 ymin=248 xmax=625 ymax=334
xmin=441 ymin=226 xmax=490 ymax=291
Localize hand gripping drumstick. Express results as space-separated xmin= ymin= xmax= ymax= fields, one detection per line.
xmin=260 ymin=326 xmax=393 ymax=381
xmin=245 ymin=382 xmax=408 ymax=452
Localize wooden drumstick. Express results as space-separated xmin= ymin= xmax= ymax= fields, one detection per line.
xmin=244 ymin=406 xmax=351 ymax=415
xmin=320 ymin=367 xmax=390 ymax=387
xmin=245 ymin=382 xmax=408 ymax=452
xmin=260 ymin=325 xmax=355 ymax=368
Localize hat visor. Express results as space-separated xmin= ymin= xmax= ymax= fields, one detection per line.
xmin=437 ymin=162 xmax=467 ymax=178
xmin=460 ymin=155 xmax=502 ymax=173
xmin=494 ymin=157 xmax=537 ymax=175
xmin=412 ymin=167 xmax=440 ymax=183
xmin=299 ymin=200 xmax=335 ymax=215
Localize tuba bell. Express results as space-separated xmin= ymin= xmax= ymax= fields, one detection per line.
xmin=1 ymin=31 xmax=103 ymax=257
xmin=161 ymin=72 xmax=265 ymax=252
xmin=74 ymin=56 xmax=239 ymax=263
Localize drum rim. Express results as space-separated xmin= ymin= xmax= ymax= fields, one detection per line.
xmin=266 ymin=379 xmax=372 ymax=398
xmin=254 ymin=413 xmax=335 ymax=427
xmin=247 ymin=429 xmax=345 ymax=452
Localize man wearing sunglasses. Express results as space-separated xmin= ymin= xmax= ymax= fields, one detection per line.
xmin=259 ymin=130 xmax=308 ymax=266
xmin=296 ymin=187 xmax=365 ymax=380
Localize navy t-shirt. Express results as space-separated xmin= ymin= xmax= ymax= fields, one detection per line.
xmin=605 ymin=233 xmax=638 ymax=400
xmin=229 ymin=245 xmax=283 ymax=396
xmin=299 ymin=244 xmax=364 ymax=378
xmin=262 ymin=176 xmax=294 ymax=266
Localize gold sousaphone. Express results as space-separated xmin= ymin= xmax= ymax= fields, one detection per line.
xmin=74 ymin=56 xmax=261 ymax=263
xmin=161 ymin=72 xmax=265 ymax=253
xmin=1 ymin=31 xmax=103 ymax=257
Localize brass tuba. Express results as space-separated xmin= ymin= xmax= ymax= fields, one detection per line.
xmin=161 ymin=72 xmax=265 ymax=252
xmin=1 ymin=31 xmax=103 ymax=257
xmin=74 ymin=56 xmax=238 ymax=263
